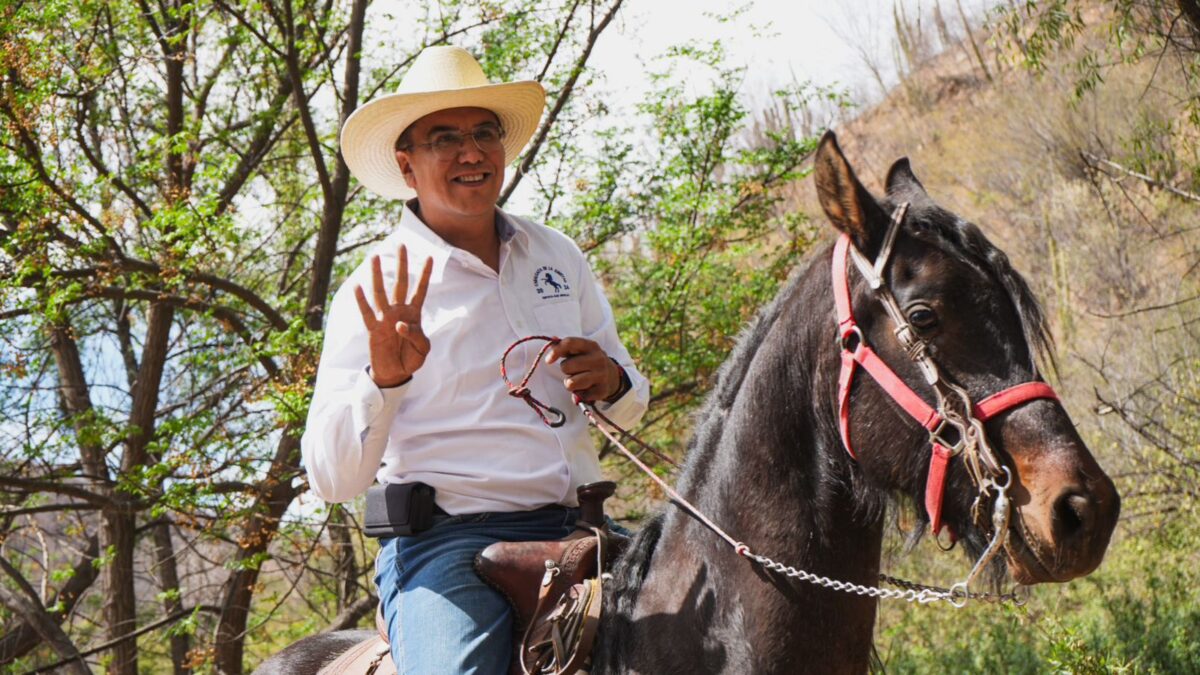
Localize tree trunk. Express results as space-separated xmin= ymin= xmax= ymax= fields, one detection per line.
xmin=108 ymin=298 xmax=174 ymax=675
xmin=330 ymin=506 xmax=358 ymax=613
xmin=153 ymin=522 xmax=192 ymax=674
xmin=212 ymin=435 xmax=300 ymax=674
xmin=103 ymin=508 xmax=139 ymax=675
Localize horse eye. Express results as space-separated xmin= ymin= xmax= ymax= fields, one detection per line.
xmin=908 ymin=305 xmax=938 ymax=330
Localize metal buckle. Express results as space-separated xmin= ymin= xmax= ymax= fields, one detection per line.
xmin=987 ymin=464 xmax=1013 ymax=492
xmin=928 ymin=419 xmax=966 ymax=455
xmin=837 ymin=325 xmax=864 ymax=353
xmin=934 ymin=527 xmax=957 ymax=551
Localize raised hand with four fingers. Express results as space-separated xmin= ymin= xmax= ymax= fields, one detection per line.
xmin=354 ymin=244 xmax=434 ymax=388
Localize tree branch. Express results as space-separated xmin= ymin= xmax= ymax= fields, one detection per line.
xmin=302 ymin=0 xmax=366 ymax=334
xmin=22 ymin=605 xmax=223 ymax=675
xmin=0 ymin=536 xmax=99 ymax=667
xmin=281 ymin=0 xmax=333 ymax=206
xmin=0 ymin=556 xmax=90 ymax=675
xmin=498 ymin=0 xmax=625 ymax=206
xmin=1082 ymin=150 xmax=1200 ymax=204
xmin=0 ymin=476 xmax=117 ymax=510
xmin=73 ymin=94 xmax=154 ymax=219
xmin=214 ymin=80 xmax=295 ymax=220
xmin=320 ymin=592 xmax=378 ymax=633
xmin=0 ymin=503 xmax=96 ymax=517
xmin=123 ymin=299 xmax=174 ymax=469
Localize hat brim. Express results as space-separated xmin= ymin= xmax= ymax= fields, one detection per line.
xmin=340 ymin=80 xmax=545 ymax=200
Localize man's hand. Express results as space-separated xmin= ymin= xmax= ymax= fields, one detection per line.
xmin=354 ymin=245 xmax=434 ymax=388
xmin=544 ymin=337 xmax=627 ymax=403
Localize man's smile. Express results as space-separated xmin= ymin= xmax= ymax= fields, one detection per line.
xmin=451 ymin=171 xmax=491 ymax=185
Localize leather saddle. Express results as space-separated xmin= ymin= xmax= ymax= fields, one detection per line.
xmin=475 ymin=481 xmax=626 ymax=675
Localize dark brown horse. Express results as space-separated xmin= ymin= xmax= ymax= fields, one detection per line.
xmin=256 ymin=132 xmax=1119 ymax=674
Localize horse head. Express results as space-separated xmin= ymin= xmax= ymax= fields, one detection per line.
xmin=813 ymin=131 xmax=1119 ymax=585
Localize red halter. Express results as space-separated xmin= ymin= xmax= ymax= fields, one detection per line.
xmin=832 ymin=231 xmax=1057 ymax=535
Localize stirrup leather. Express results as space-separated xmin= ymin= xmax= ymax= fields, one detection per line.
xmin=517 ymin=525 xmax=606 ymax=675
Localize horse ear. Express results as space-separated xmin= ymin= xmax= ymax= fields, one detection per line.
xmin=814 ymin=131 xmax=885 ymax=251
xmin=885 ymin=157 xmax=927 ymax=200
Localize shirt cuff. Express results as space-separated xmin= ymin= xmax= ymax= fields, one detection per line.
xmin=595 ymin=377 xmax=639 ymax=419
xmin=352 ymin=366 xmax=410 ymax=431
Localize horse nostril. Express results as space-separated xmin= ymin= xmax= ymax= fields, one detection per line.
xmin=1053 ymin=492 xmax=1093 ymax=540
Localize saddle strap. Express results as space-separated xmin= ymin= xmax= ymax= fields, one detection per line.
xmin=316 ymin=635 xmax=394 ymax=675
xmin=555 ymin=577 xmax=602 ymax=674
xmin=519 ymin=525 xmax=606 ymax=675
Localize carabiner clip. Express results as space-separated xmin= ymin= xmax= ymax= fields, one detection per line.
xmin=986 ymin=464 xmax=1013 ymax=492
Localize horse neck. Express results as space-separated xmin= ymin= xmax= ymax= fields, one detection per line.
xmin=679 ymin=255 xmax=881 ymax=544
xmin=633 ymin=257 xmax=887 ymax=670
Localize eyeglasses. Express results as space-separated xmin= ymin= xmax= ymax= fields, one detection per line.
xmin=402 ymin=124 xmax=506 ymax=160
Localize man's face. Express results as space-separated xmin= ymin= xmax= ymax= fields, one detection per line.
xmin=395 ymin=107 xmax=505 ymax=226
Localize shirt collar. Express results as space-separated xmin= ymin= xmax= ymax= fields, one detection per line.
xmin=398 ymin=199 xmax=530 ymax=252
xmin=397 ymin=200 xmax=452 ymax=252
xmin=494 ymin=208 xmax=530 ymax=249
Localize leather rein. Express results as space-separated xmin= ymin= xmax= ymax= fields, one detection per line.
xmin=502 ymin=206 xmax=1056 ymax=604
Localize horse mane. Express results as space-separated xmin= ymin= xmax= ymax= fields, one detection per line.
xmin=597 ymin=275 xmax=803 ymax=633
xmin=604 ymin=513 xmax=664 ymax=615
xmin=692 ymin=278 xmax=795 ymax=437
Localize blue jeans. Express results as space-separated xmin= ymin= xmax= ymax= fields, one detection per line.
xmin=374 ymin=507 xmax=583 ymax=675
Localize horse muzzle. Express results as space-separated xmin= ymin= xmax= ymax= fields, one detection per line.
xmin=998 ymin=403 xmax=1121 ymax=584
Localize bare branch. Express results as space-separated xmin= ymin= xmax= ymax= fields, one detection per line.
xmin=0 ymin=556 xmax=89 ymax=675
xmin=23 ymin=605 xmax=223 ymax=675
xmin=0 ymin=536 xmax=99 ymax=667
xmin=498 ymin=0 xmax=625 ymax=206
xmin=1083 ymin=150 xmax=1200 ymax=204
xmin=321 ymin=592 xmax=379 ymax=633
xmin=0 ymin=503 xmax=95 ymax=517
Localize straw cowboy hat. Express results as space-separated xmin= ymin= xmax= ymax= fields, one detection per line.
xmin=340 ymin=45 xmax=546 ymax=200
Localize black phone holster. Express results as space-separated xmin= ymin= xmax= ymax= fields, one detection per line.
xmin=363 ymin=482 xmax=437 ymax=537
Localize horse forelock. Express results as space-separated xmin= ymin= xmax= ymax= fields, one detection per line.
xmin=897 ymin=202 xmax=1056 ymax=375
xmin=879 ymin=201 xmax=1056 ymax=579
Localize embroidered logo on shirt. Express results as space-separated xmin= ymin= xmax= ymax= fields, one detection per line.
xmin=533 ymin=266 xmax=571 ymax=300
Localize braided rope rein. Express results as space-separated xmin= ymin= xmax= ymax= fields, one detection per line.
xmin=500 ymin=336 xmax=1026 ymax=607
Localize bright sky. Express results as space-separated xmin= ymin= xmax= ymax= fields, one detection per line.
xmin=590 ymin=0 xmax=994 ymax=104
xmin=366 ymin=0 xmax=996 ymax=107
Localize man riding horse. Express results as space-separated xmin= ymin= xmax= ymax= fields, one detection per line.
xmin=301 ymin=45 xmax=649 ymax=673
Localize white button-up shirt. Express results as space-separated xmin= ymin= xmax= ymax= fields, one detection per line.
xmin=301 ymin=204 xmax=649 ymax=513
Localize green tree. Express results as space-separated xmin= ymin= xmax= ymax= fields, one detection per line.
xmin=547 ymin=42 xmax=828 ymax=463
xmin=0 ymin=2 xmax=832 ymax=672
xmin=0 ymin=1 xmax=626 ymax=672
